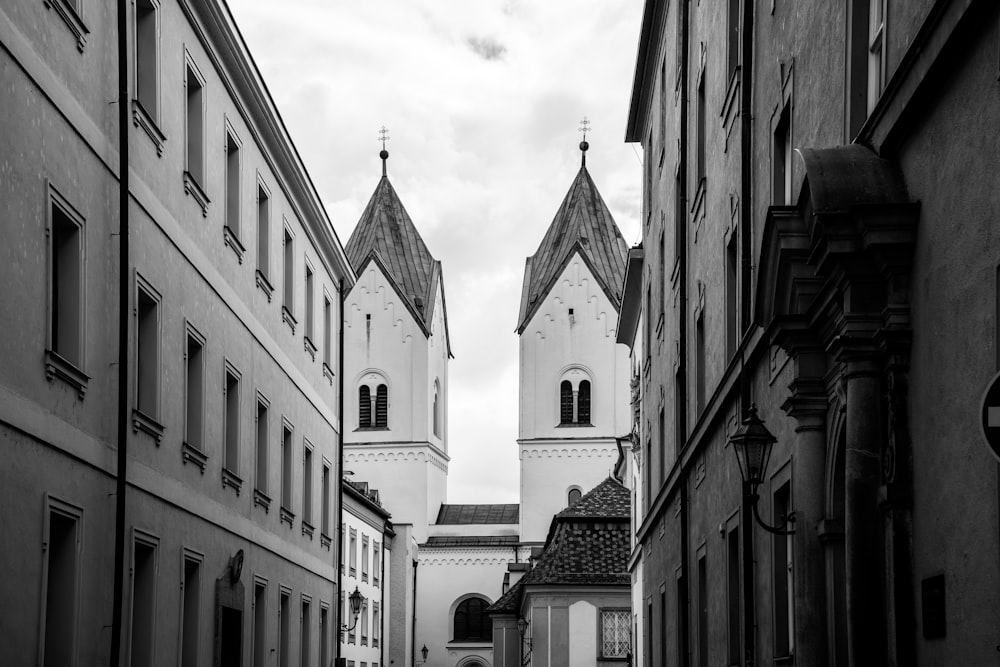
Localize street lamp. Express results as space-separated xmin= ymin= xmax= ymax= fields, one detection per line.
xmin=341 ymin=586 xmax=366 ymax=633
xmin=517 ymin=618 xmax=532 ymax=667
xmin=728 ymin=404 xmax=794 ymax=667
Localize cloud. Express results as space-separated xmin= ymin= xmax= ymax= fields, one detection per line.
xmin=466 ymin=36 xmax=508 ymax=61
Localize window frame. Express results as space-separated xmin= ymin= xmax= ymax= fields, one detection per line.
xmin=280 ymin=418 xmax=295 ymax=525
xmin=598 ymin=607 xmax=631 ymax=660
xmin=255 ymin=175 xmax=273 ymax=297
xmin=252 ymin=577 xmax=268 ymax=667
xmin=128 ymin=528 xmax=160 ymax=667
xmin=304 ymin=258 xmax=317 ymax=358
xmin=451 ymin=596 xmax=492 ymax=643
xmin=46 ymin=0 xmax=89 ymax=52
xmin=182 ymin=320 xmax=208 ymax=471
xmin=302 ymin=439 xmax=314 ymax=536
xmin=38 ymin=494 xmax=84 ymax=667
xmin=133 ymin=272 xmax=163 ymax=440
xmin=254 ymin=392 xmax=271 ymax=506
xmin=223 ymin=119 xmax=245 ymax=260
xmin=282 ymin=223 xmax=296 ymax=330
xmin=222 ymin=359 xmax=242 ymax=492
xmin=179 ymin=547 xmax=204 ymax=667
xmin=182 ymin=49 xmax=209 ymax=215
xmin=132 ymin=0 xmax=163 ymax=153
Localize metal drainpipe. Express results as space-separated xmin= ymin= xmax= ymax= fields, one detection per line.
xmin=336 ymin=277 xmax=346 ymax=661
xmin=411 ymin=559 xmax=419 ymax=667
xmin=109 ymin=0 xmax=130 ymax=664
xmin=679 ymin=481 xmax=690 ymax=666
xmin=677 ymin=1 xmax=690 ymax=664
xmin=380 ymin=526 xmax=387 ymax=667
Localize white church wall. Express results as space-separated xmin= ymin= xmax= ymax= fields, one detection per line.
xmin=427 ymin=281 xmax=449 ymax=453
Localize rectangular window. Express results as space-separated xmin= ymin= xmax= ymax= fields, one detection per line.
xmin=727 ymin=524 xmax=741 ymax=666
xmin=675 ymin=370 xmax=685 ymax=454
xmin=224 ymin=364 xmax=240 ymax=475
xmin=676 ymin=575 xmax=688 ymax=667
xmin=674 ymin=173 xmax=683 ymax=264
xmin=301 ymin=598 xmax=311 ymax=667
xmin=660 ymin=58 xmax=667 ymax=145
xmin=659 ymin=227 xmax=666 ymax=320
xmin=181 ymin=554 xmax=201 ymax=667
xmin=600 ymin=609 xmax=630 ymax=659
xmin=696 ymin=310 xmax=706 ymax=413
xmin=283 ymin=227 xmax=294 ymax=316
xmin=660 ymin=589 xmax=668 ymax=667
xmin=658 ymin=406 xmax=666 ymax=483
xmin=645 ymin=286 xmax=652 ymax=361
xmin=304 ymin=263 xmax=315 ymax=344
xmin=257 ymin=182 xmax=270 ymax=281
xmin=726 ymin=230 xmax=738 ymax=359
xmin=349 ymin=528 xmax=357 ymax=575
xmin=697 ymin=73 xmax=706 ymax=183
xmin=303 ymin=443 xmax=313 ymax=526
xmin=185 ymin=326 xmax=205 ymax=450
xmin=49 ymin=192 xmax=84 ymax=369
xmin=360 ymin=600 xmax=369 ymax=644
xmin=256 ymin=396 xmax=269 ymax=495
xmin=129 ymin=535 xmax=158 ymax=667
xmin=184 ymin=59 xmax=205 ymax=187
xmin=867 ymin=0 xmax=886 ymax=114
xmin=321 ymin=463 xmax=331 ymax=537
xmin=41 ymin=498 xmax=82 ymax=667
xmin=323 ymin=294 xmax=333 ymax=370
xmin=135 ymin=0 xmax=158 ymax=120
xmin=279 ymin=589 xmax=290 ymax=667
xmin=773 ymin=104 xmax=791 ymax=205
xmin=773 ymin=482 xmax=794 ymax=656
xmin=727 ymin=0 xmax=740 ymax=78
xmin=320 ymin=605 xmax=330 ymax=667
xmin=226 ymin=129 xmax=241 ymax=237
xmin=698 ymin=553 xmax=708 ymax=667
xmin=281 ymin=423 xmax=293 ymax=512
xmin=253 ymin=581 xmax=267 ymax=667
xmin=362 ymin=535 xmax=370 ymax=582
xmin=372 ymin=542 xmax=380 ymax=587
xmin=135 ymin=278 xmax=160 ymax=420
xmin=372 ymin=603 xmax=380 ymax=647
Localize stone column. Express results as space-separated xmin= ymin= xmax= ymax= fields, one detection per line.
xmin=843 ymin=355 xmax=886 ymax=666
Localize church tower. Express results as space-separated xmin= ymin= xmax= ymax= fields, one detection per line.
xmin=516 ymin=139 xmax=631 ymax=542
xmin=343 ymin=146 xmax=452 ymax=542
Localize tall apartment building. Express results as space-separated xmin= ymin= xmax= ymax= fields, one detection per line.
xmin=0 ymin=1 xmax=354 ymax=665
xmin=621 ymin=1 xmax=1000 ymax=665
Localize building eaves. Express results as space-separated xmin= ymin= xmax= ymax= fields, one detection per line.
xmin=421 ymin=535 xmax=521 ymax=548
xmin=626 ymin=0 xmax=667 ymax=143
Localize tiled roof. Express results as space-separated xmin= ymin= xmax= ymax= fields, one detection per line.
xmin=516 ymin=166 xmax=629 ymax=333
xmin=488 ymin=578 xmax=524 ymax=614
xmin=556 ymin=476 xmax=630 ymax=519
xmin=436 ymin=504 xmax=520 ymax=525
xmin=346 ymin=176 xmax=450 ymax=352
xmin=422 ymin=535 xmax=521 ymax=547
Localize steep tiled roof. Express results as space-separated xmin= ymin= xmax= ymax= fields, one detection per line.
xmin=422 ymin=535 xmax=521 ymax=547
xmin=556 ymin=476 xmax=630 ymax=519
xmin=436 ymin=504 xmax=520 ymax=525
xmin=516 ymin=166 xmax=629 ymax=333
xmin=488 ymin=578 xmax=524 ymax=614
xmin=347 ymin=176 xmax=451 ymax=352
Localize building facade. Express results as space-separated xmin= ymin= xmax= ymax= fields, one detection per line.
xmin=0 ymin=0 xmax=354 ymax=665
xmin=623 ymin=0 xmax=1000 ymax=665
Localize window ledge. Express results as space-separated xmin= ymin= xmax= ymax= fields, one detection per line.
xmin=253 ymin=488 xmax=271 ymax=512
xmin=222 ymin=467 xmax=242 ymax=495
xmin=556 ymin=422 xmax=594 ymax=428
xmin=132 ymin=101 xmax=165 ymax=156
xmin=362 ymin=574 xmax=368 ymax=583
xmin=446 ymin=641 xmax=492 ymax=648
xmin=43 ymin=0 xmax=89 ymax=52
xmin=773 ymin=654 xmax=794 ymax=665
xmin=282 ymin=306 xmax=297 ymax=334
xmin=361 ymin=638 xmax=368 ymax=647
xmin=256 ymin=270 xmax=273 ymax=301
xmin=223 ymin=225 xmax=246 ymax=263
xmin=280 ymin=506 xmax=295 ymax=527
xmin=320 ymin=533 xmax=332 ymax=550
xmin=183 ymin=171 xmax=210 ymax=217
xmin=304 ymin=336 xmax=317 ymax=361
xmin=720 ymin=67 xmax=741 ymax=129
xmin=354 ymin=426 xmax=390 ymax=432
xmin=132 ymin=408 xmax=164 ymax=443
xmin=302 ymin=520 xmax=315 ymax=538
xmin=349 ymin=567 xmax=356 ymax=577
xmin=44 ymin=349 xmax=89 ymax=399
xmin=322 ymin=363 xmax=335 ymax=385
xmin=181 ymin=442 xmax=207 ymax=472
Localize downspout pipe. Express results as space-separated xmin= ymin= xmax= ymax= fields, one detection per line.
xmin=336 ymin=277 xmax=346 ymax=660
xmin=109 ymin=0 xmax=130 ymax=664
xmin=411 ymin=560 xmax=419 ymax=667
xmin=678 ymin=1 xmax=691 ymax=663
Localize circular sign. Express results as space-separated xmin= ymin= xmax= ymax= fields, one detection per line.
xmin=980 ymin=370 xmax=1000 ymax=462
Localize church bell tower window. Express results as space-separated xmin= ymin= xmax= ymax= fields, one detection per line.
xmin=578 ymin=380 xmax=591 ymax=424
xmin=560 ymin=381 xmax=574 ymax=424
xmin=375 ymin=385 xmax=388 ymax=428
xmin=359 ymin=386 xmax=371 ymax=428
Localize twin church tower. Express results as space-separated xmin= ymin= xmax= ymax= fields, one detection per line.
xmin=342 ymin=140 xmax=630 ymax=546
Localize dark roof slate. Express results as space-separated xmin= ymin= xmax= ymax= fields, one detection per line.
xmin=516 ymin=166 xmax=629 ymax=333
xmin=436 ymin=504 xmax=520 ymax=525
xmin=346 ymin=176 xmax=449 ymax=347
xmin=422 ymin=535 xmax=520 ymax=547
xmin=556 ymin=476 xmax=630 ymax=519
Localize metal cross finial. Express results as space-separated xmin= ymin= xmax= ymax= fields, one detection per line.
xmin=578 ymin=116 xmax=591 ymax=142
xmin=378 ymin=125 xmax=390 ymax=150
xmin=578 ymin=117 xmax=591 ymax=166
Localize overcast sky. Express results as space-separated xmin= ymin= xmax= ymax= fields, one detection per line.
xmin=229 ymin=0 xmax=643 ymax=503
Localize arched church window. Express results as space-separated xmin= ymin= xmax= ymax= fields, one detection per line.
xmin=578 ymin=380 xmax=591 ymax=424
xmin=568 ymin=487 xmax=582 ymax=505
xmin=359 ymin=385 xmax=371 ymax=428
xmin=375 ymin=384 xmax=388 ymax=428
xmin=560 ymin=381 xmax=574 ymax=424
xmin=433 ymin=380 xmax=441 ymax=438
xmin=453 ymin=597 xmax=491 ymax=642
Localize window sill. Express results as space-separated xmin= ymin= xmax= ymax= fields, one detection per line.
xmin=446 ymin=641 xmax=492 ymax=648
xmin=302 ymin=520 xmax=315 ymax=539
xmin=354 ymin=426 xmax=389 ymax=432
xmin=253 ymin=488 xmax=271 ymax=512
xmin=44 ymin=349 xmax=89 ymax=399
xmin=282 ymin=306 xmax=297 ymax=334
xmin=773 ymin=654 xmax=794 ymax=665
xmin=43 ymin=0 xmax=89 ymax=52
xmin=304 ymin=336 xmax=317 ymax=361
xmin=322 ymin=362 xmax=335 ymax=386
xmin=256 ymin=270 xmax=274 ymax=301
xmin=183 ymin=171 xmax=209 ymax=217
xmin=349 ymin=568 xmax=356 ymax=577
xmin=223 ymin=225 xmax=246 ymax=263
xmin=320 ymin=533 xmax=332 ymax=550
xmin=132 ymin=101 xmax=165 ymax=156
xmin=720 ymin=67 xmax=741 ymax=131
xmin=132 ymin=408 xmax=164 ymax=443
xmin=280 ymin=506 xmax=295 ymax=527
xmin=181 ymin=441 xmax=207 ymax=472
xmin=555 ymin=422 xmax=594 ymax=428
xmin=222 ymin=467 xmax=243 ymax=495
xmin=361 ymin=574 xmax=368 ymax=583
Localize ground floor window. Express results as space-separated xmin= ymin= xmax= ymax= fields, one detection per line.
xmin=601 ymin=608 xmax=631 ymax=659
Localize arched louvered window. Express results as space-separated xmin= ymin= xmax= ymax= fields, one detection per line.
xmin=433 ymin=381 xmax=441 ymax=438
xmin=568 ymin=487 xmax=583 ymax=505
xmin=453 ymin=597 xmax=491 ymax=642
xmin=578 ymin=380 xmax=591 ymax=424
xmin=359 ymin=385 xmax=371 ymax=428
xmin=560 ymin=380 xmax=574 ymax=424
xmin=375 ymin=384 xmax=388 ymax=428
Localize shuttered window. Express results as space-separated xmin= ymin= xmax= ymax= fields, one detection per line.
xmin=359 ymin=386 xmax=371 ymax=428
xmin=560 ymin=380 xmax=574 ymax=424
xmin=375 ymin=385 xmax=388 ymax=428
xmin=578 ymin=380 xmax=591 ymax=424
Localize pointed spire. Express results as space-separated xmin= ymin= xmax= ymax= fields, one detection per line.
xmin=378 ymin=125 xmax=390 ymax=177
xmin=578 ymin=116 xmax=591 ymax=167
